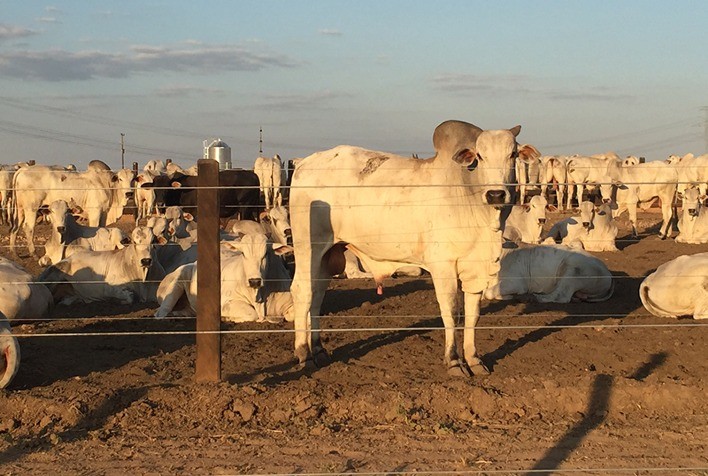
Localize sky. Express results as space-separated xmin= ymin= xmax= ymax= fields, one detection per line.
xmin=1 ymin=1 xmax=707 ymax=170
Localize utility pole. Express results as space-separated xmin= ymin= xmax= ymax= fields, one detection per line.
xmin=120 ymin=133 xmax=125 ymax=169
xmin=259 ymin=127 xmax=263 ymax=156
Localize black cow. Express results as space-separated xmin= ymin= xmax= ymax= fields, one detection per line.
xmin=143 ymin=170 xmax=261 ymax=221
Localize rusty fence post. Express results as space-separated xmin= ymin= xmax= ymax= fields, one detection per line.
xmin=196 ymin=158 xmax=222 ymax=382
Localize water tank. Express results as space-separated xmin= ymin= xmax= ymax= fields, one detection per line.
xmin=206 ymin=139 xmax=231 ymax=170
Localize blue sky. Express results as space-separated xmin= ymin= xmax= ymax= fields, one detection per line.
xmin=1 ymin=1 xmax=706 ymax=169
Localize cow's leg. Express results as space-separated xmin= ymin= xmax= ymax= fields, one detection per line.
xmin=222 ymin=300 xmax=260 ymax=322
xmin=291 ymin=258 xmax=331 ymax=368
xmin=566 ymin=183 xmax=575 ymax=210
xmin=462 ymin=291 xmax=489 ymax=375
xmin=429 ymin=267 xmax=467 ymax=375
xmin=659 ymin=200 xmax=674 ymax=239
xmin=558 ymin=182 xmax=567 ymax=211
xmin=23 ymin=216 xmax=37 ymax=256
xmin=627 ymin=202 xmax=639 ymax=237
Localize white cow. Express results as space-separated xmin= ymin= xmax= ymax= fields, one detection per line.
xmin=289 ymin=120 xmax=520 ymax=376
xmin=565 ymin=155 xmax=620 ymax=209
xmin=155 ymin=233 xmax=294 ymax=322
xmin=254 ymin=154 xmax=284 ymax=209
xmin=673 ymin=153 xmax=708 ymax=197
xmin=675 ymin=187 xmax=708 ymax=243
xmin=38 ymin=226 xmax=164 ymax=305
xmin=0 ymin=257 xmax=53 ymax=388
xmin=143 ymin=159 xmax=166 ymax=175
xmin=484 ymin=245 xmax=614 ymax=303
xmin=230 ymin=205 xmax=292 ymax=246
xmin=539 ymin=155 xmax=568 ymax=210
xmin=640 ymin=253 xmax=708 ymax=319
xmin=503 ymin=195 xmax=552 ymax=244
xmin=601 ymin=161 xmax=678 ymax=238
xmin=10 ymin=164 xmax=134 ymax=257
xmin=38 ymin=199 xmax=129 ymax=266
xmin=546 ymin=201 xmax=618 ymax=251
xmin=514 ymin=144 xmax=542 ymax=205
xmin=134 ymin=170 xmax=162 ymax=224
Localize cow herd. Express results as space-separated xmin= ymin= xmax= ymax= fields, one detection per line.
xmin=1 ymin=120 xmax=707 ymax=388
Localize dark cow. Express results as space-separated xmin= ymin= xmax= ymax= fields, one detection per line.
xmin=142 ymin=170 xmax=261 ymax=221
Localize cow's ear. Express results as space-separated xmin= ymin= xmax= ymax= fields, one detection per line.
xmin=120 ymin=236 xmax=132 ymax=246
xmin=452 ymin=148 xmax=475 ymax=165
xmin=156 ymin=236 xmax=167 ymax=245
xmin=509 ymin=125 xmax=522 ymax=137
xmin=183 ymin=212 xmax=194 ymax=222
xmin=272 ymin=244 xmax=294 ymax=256
xmin=111 ymin=174 xmax=119 ymax=182
xmin=38 ymin=205 xmax=50 ymax=216
xmin=522 ymin=204 xmax=530 ymax=212
xmin=171 ymin=181 xmax=182 ymax=188
xmin=546 ymin=204 xmax=558 ymax=212
xmin=71 ymin=205 xmax=83 ymax=215
xmin=140 ymin=182 xmax=154 ymax=188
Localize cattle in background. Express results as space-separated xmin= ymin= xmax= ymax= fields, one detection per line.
xmin=484 ymin=245 xmax=614 ymax=303
xmin=141 ymin=169 xmax=260 ymax=222
xmin=640 ymin=252 xmax=708 ymax=319
xmin=672 ymin=153 xmax=708 ymax=197
xmin=289 ymin=120 xmax=520 ymax=376
xmin=143 ymin=159 xmax=166 ymax=175
xmin=565 ymin=155 xmax=620 ymax=209
xmin=601 ymin=161 xmax=678 ymax=239
xmin=0 ymin=257 xmax=53 ymax=388
xmin=230 ymin=205 xmax=292 ymax=246
xmin=254 ymin=154 xmax=285 ymax=209
xmin=38 ymin=199 xmax=130 ymax=266
xmin=540 ymin=155 xmax=568 ymax=210
xmin=9 ymin=164 xmax=134 ymax=257
xmin=503 ymin=195 xmax=553 ymax=244
xmin=514 ymin=144 xmax=542 ymax=205
xmin=39 ymin=226 xmax=165 ymax=305
xmin=155 ymin=233 xmax=294 ymax=322
xmin=675 ymin=187 xmax=708 ymax=243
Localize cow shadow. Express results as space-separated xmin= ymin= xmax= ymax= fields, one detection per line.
xmin=10 ymin=317 xmax=193 ymax=389
xmin=322 ymin=278 xmax=432 ymax=315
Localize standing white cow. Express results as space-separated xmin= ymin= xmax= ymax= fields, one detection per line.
xmin=10 ymin=165 xmax=134 ymax=257
xmin=640 ymin=253 xmax=708 ymax=319
xmin=601 ymin=161 xmax=678 ymax=239
xmin=503 ymin=195 xmax=552 ymax=244
xmin=515 ymin=144 xmax=542 ymax=205
xmin=484 ymin=245 xmax=614 ymax=303
xmin=289 ymin=120 xmax=520 ymax=376
xmin=565 ymin=155 xmax=620 ymax=209
xmin=539 ymin=155 xmax=568 ymax=210
xmin=675 ymin=187 xmax=708 ymax=243
xmin=254 ymin=154 xmax=285 ymax=209
xmin=155 ymin=233 xmax=294 ymax=322
xmin=0 ymin=257 xmax=53 ymax=388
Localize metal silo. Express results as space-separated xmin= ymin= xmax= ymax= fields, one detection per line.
xmin=204 ymin=139 xmax=232 ymax=170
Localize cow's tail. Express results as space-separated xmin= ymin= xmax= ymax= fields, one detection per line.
xmin=585 ymin=274 xmax=615 ymax=302
xmin=639 ymin=281 xmax=671 ymax=318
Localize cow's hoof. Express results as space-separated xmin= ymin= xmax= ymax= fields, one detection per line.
xmin=447 ymin=363 xmax=471 ymax=378
xmin=313 ymin=348 xmax=331 ymax=368
xmin=469 ymin=363 xmax=491 ymax=376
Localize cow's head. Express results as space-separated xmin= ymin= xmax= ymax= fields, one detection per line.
xmin=260 ymin=205 xmax=292 ymax=246
xmin=682 ymin=188 xmax=702 ymax=219
xmin=524 ymin=195 xmax=549 ymax=227
xmin=130 ymin=226 xmax=158 ymax=281
xmin=578 ymin=201 xmax=596 ymax=229
xmin=40 ymin=199 xmax=73 ymax=240
xmin=227 ymin=233 xmax=293 ymax=292
xmin=111 ymin=169 xmax=136 ymax=205
xmin=456 ymin=127 xmax=521 ymax=206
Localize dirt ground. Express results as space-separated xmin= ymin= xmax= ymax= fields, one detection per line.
xmin=0 ymin=210 xmax=707 ymax=475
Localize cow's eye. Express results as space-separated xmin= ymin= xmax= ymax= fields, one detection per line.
xmin=467 ymin=157 xmax=479 ymax=172
xmin=511 ymin=150 xmax=519 ymax=159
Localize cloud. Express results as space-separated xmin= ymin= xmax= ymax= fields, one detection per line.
xmin=547 ymin=89 xmax=635 ymax=102
xmin=259 ymin=89 xmax=352 ymax=110
xmin=432 ymin=73 xmax=529 ymax=94
xmin=0 ymin=24 xmax=38 ymax=41
xmin=0 ymin=43 xmax=301 ymax=81
xmin=36 ymin=17 xmax=61 ymax=24
xmin=45 ymin=6 xmax=61 ymax=14
xmin=154 ymin=84 xmax=225 ymax=98
xmin=318 ymin=29 xmax=342 ymax=36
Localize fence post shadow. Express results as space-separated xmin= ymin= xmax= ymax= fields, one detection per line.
xmin=527 ymin=351 xmax=668 ymax=475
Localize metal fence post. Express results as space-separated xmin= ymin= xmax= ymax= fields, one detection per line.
xmin=196 ymin=158 xmax=222 ymax=382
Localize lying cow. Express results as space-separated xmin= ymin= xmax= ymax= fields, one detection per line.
xmin=38 ymin=199 xmax=129 ymax=266
xmin=546 ymin=201 xmax=618 ymax=252
xmin=155 ymin=233 xmax=294 ymax=322
xmin=484 ymin=245 xmax=614 ymax=303
xmin=640 ymin=252 xmax=708 ymax=319
xmin=675 ymin=188 xmax=708 ymax=244
xmin=39 ymin=227 xmax=164 ymax=305
xmin=229 ymin=205 xmax=292 ymax=246
xmin=340 ymin=249 xmax=423 ymax=281
xmin=0 ymin=257 xmax=53 ymax=388
xmin=503 ymin=195 xmax=553 ymax=244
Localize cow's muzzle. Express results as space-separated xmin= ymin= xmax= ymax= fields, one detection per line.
xmin=140 ymin=258 xmax=153 ymax=268
xmin=582 ymin=222 xmax=591 ymax=229
xmin=284 ymin=228 xmax=292 ymax=237
xmin=602 ymin=198 xmax=611 ymax=204
xmin=689 ymin=209 xmax=699 ymax=217
xmin=248 ymin=278 xmax=263 ymax=289
xmin=56 ymin=226 xmax=66 ymax=234
xmin=485 ymin=190 xmax=506 ymax=205
xmin=538 ymin=218 xmax=546 ymax=225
